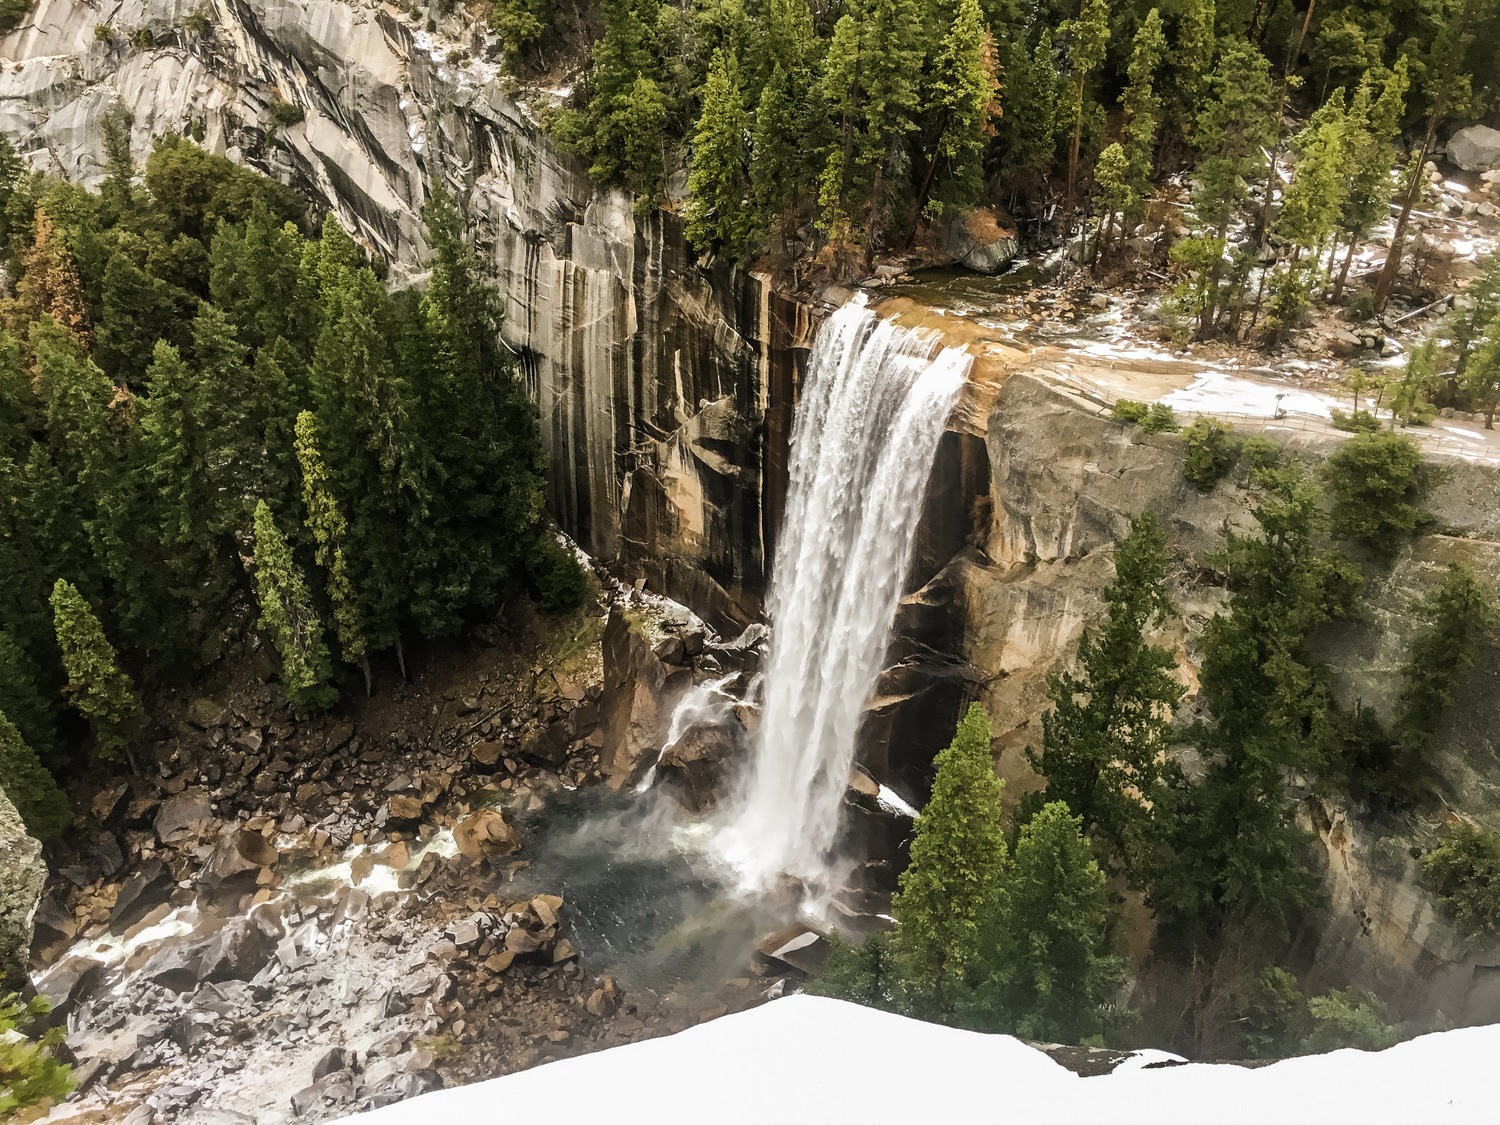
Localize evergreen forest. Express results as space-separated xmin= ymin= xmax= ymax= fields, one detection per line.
xmin=0 ymin=128 xmax=583 ymax=838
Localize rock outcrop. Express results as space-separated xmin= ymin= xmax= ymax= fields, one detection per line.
xmin=0 ymin=784 xmax=46 ymax=989
xmin=948 ymin=370 xmax=1500 ymax=1031
xmin=0 ymin=0 xmax=810 ymax=629
xmin=1448 ymin=124 xmax=1500 ymax=172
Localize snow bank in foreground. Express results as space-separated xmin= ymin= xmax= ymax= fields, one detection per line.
xmin=339 ymin=995 xmax=1497 ymax=1124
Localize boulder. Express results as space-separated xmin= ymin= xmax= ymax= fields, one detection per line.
xmin=470 ymin=740 xmax=505 ymax=770
xmin=312 ymin=1046 xmax=356 ymax=1081
xmin=186 ymin=697 xmax=228 ymax=729
xmin=453 ymin=808 xmax=523 ymax=859
xmin=155 ymin=788 xmax=215 ymax=845
xmin=0 ymin=787 xmax=46 ymax=989
xmin=110 ymin=860 xmax=175 ymax=928
xmin=655 ymin=717 xmax=746 ymax=813
xmin=945 ymin=208 xmax=1020 ymax=274
xmin=1448 ymin=124 xmax=1500 ymax=172
xmin=600 ymin=607 xmax=693 ymax=787
xmin=197 ymin=918 xmax=271 ymax=982
xmin=519 ymin=719 xmax=571 ymax=767
xmin=382 ymin=794 xmax=427 ymax=825
xmin=207 ymin=829 xmax=280 ymax=881
xmin=142 ymin=939 xmax=206 ymax=992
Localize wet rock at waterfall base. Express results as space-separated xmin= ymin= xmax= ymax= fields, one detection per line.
xmin=656 ymin=716 xmax=748 ymax=813
xmin=454 ymin=807 xmax=523 ymax=858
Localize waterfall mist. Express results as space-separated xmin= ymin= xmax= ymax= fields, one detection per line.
xmin=714 ymin=295 xmax=970 ymax=898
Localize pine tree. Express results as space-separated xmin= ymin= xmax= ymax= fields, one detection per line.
xmin=410 ymin=186 xmax=553 ymax=633
xmin=1375 ymin=0 xmax=1492 ymax=311
xmin=1274 ymin=91 xmax=1351 ymax=261
xmin=993 ymin=27 xmax=1066 ymax=187
xmin=912 ymin=0 xmax=999 ymax=224
xmin=745 ymin=0 xmax=822 ymax=244
xmin=1060 ymin=0 xmax=1110 ymax=218
xmin=250 ymin=501 xmax=337 ymax=717
xmin=1092 ymin=142 xmax=1132 ymax=263
xmin=0 ymin=710 xmax=71 ymax=840
xmin=94 ymin=250 xmax=179 ymax=385
xmin=816 ymin=0 xmax=927 ymax=244
xmin=1446 ymin=253 xmax=1500 ymax=380
xmin=685 ymin=49 xmax=753 ymax=257
xmin=1183 ymin=39 xmax=1275 ymax=336
xmin=49 ymin=579 xmax=142 ymax=761
xmin=295 ymin=410 xmax=366 ymax=678
xmin=1333 ymin=61 xmax=1408 ymax=298
xmin=16 ymin=211 xmax=92 ymax=347
xmin=1148 ymin=466 xmax=1358 ymax=1050
xmin=1393 ymin=562 xmax=1498 ymax=760
xmin=1168 ymin=0 xmax=1215 ymax=145
xmin=1320 ymin=431 xmax=1427 ymax=559
xmin=1118 ymin=7 xmax=1166 ymax=213
xmin=1028 ymin=511 xmax=1183 ymax=873
xmin=0 ymin=630 xmax=57 ymax=760
xmin=967 ymin=801 xmax=1122 ymax=1040
xmin=1462 ymin=308 xmax=1500 ymax=429
xmin=891 ymin=703 xmax=1007 ymax=1019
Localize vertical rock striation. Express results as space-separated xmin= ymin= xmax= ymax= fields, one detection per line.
xmin=0 ymin=0 xmax=808 ymax=626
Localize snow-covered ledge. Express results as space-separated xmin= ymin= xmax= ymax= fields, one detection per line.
xmin=339 ymin=995 xmax=1496 ymax=1124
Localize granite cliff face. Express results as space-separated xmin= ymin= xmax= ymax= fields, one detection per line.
xmin=0 ymin=785 xmax=46 ymax=988
xmin=0 ymin=0 xmax=804 ymax=629
xmin=933 ymin=370 xmax=1500 ymax=1032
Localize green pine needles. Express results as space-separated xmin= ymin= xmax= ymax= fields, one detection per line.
xmin=821 ymin=704 xmax=1122 ymax=1040
xmin=49 ymin=579 xmax=142 ymax=761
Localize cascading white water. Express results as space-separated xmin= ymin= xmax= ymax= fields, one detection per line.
xmin=714 ymin=295 xmax=971 ymax=896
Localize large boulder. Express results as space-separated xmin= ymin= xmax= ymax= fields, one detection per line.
xmin=600 ymin=607 xmax=692 ymax=787
xmin=453 ymin=808 xmax=523 ymax=859
xmin=1448 ymin=125 xmax=1500 ymax=172
xmin=154 ymin=788 xmax=215 ymax=845
xmin=945 ymin=208 xmax=1020 ymax=274
xmin=206 ymin=828 xmax=280 ymax=881
xmin=656 ymin=717 xmax=747 ymax=813
xmin=0 ymin=786 xmax=46 ymax=989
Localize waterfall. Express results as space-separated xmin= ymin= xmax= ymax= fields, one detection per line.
xmin=714 ymin=295 xmax=971 ymax=896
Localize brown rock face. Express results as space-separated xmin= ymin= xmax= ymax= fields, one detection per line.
xmin=453 ymin=808 xmax=523 ymax=859
xmin=599 ymin=608 xmax=692 ymax=788
xmin=656 ymin=718 xmax=747 ymax=813
xmin=208 ymin=829 xmax=280 ymax=881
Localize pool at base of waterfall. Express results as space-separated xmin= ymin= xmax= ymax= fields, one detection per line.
xmin=503 ymin=788 xmax=801 ymax=1005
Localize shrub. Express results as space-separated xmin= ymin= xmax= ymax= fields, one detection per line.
xmin=1237 ymin=435 xmax=1281 ymax=478
xmin=0 ymin=994 xmax=73 ymax=1115
xmin=94 ymin=23 xmax=115 ymax=41
xmin=531 ymin=537 xmax=589 ymax=613
xmin=1320 ymin=431 xmax=1428 ymax=561
xmin=0 ymin=0 xmax=28 ymax=34
xmin=1330 ymin=408 xmax=1381 ymax=433
xmin=1300 ymin=989 xmax=1399 ymax=1054
xmin=1114 ymin=399 xmax=1179 ymax=433
xmin=1141 ymin=402 xmax=1180 ymax=433
xmin=1183 ymin=418 xmax=1236 ymax=491
xmin=266 ymin=100 xmax=305 ymax=129
xmin=1422 ymin=823 xmax=1500 ymax=941
xmin=1344 ymin=289 xmax=1376 ymax=322
xmin=1236 ymin=967 xmax=1306 ymax=1059
xmin=807 ymin=930 xmax=896 ymax=1010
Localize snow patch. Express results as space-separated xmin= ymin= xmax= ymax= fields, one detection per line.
xmin=335 ymin=995 xmax=1500 ymax=1124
